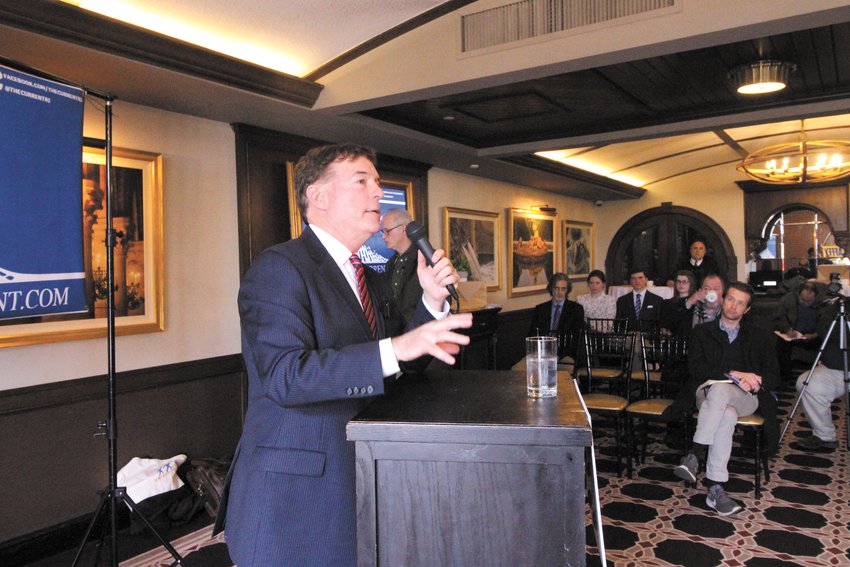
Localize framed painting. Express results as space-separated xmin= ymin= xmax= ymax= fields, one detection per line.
xmin=508 ymin=208 xmax=558 ymax=297
xmin=563 ymin=220 xmax=594 ymax=280
xmin=0 ymin=147 xmax=164 ymax=347
xmin=443 ymin=207 xmax=502 ymax=291
xmin=287 ymin=169 xmax=416 ymax=273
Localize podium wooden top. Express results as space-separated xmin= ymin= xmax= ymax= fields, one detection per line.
xmin=347 ymin=370 xmax=591 ymax=447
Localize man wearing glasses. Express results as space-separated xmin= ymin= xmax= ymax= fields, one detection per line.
xmin=381 ymin=208 xmax=422 ymax=320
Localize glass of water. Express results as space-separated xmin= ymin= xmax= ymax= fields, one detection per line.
xmin=526 ymin=336 xmax=558 ymax=398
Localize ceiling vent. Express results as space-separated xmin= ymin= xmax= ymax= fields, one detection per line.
xmin=461 ymin=0 xmax=677 ymax=53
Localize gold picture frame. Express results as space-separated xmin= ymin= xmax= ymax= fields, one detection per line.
xmin=508 ymin=208 xmax=558 ymax=297
xmin=443 ymin=207 xmax=502 ymax=291
xmin=0 ymin=147 xmax=164 ymax=348
xmin=563 ymin=220 xmax=594 ymax=280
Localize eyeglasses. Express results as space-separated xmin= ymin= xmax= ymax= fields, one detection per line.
xmin=381 ymin=223 xmax=404 ymax=236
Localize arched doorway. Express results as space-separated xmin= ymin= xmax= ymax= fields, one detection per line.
xmin=606 ymin=203 xmax=737 ymax=285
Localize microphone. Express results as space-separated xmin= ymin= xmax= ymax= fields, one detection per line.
xmin=405 ymin=221 xmax=460 ymax=302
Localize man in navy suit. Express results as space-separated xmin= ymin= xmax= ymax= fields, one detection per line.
xmin=218 ymin=143 xmax=472 ymax=566
xmin=615 ymin=269 xmax=663 ymax=330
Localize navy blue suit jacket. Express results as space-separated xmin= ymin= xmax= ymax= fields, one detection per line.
xmin=615 ymin=289 xmax=663 ymax=331
xmin=220 ymin=227 xmax=433 ymax=566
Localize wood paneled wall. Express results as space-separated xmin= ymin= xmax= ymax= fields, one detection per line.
xmin=0 ymin=355 xmax=244 ymax=561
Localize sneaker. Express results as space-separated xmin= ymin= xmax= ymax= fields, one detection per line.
xmin=798 ymin=435 xmax=838 ymax=450
xmin=706 ymin=484 xmax=742 ymax=516
xmin=673 ymin=453 xmax=699 ymax=483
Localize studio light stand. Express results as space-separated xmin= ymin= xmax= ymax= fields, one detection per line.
xmin=68 ymin=99 xmax=184 ymax=566
xmin=780 ymin=290 xmax=850 ymax=449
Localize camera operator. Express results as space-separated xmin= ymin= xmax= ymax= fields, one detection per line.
xmin=795 ymin=280 xmax=847 ymax=450
xmin=773 ymin=280 xmax=828 ymax=379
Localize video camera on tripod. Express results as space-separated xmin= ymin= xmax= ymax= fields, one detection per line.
xmin=827 ymin=272 xmax=845 ymax=297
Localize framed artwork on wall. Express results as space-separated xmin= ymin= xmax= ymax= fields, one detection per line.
xmin=0 ymin=147 xmax=164 ymax=348
xmin=443 ymin=207 xmax=502 ymax=291
xmin=563 ymin=220 xmax=594 ymax=280
xmin=508 ymin=208 xmax=558 ymax=297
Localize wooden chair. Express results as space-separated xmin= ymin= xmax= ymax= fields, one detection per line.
xmin=734 ymin=413 xmax=771 ymax=499
xmin=554 ymin=329 xmax=584 ymax=376
xmin=578 ymin=329 xmax=634 ymax=477
xmin=625 ymin=334 xmax=689 ymax=477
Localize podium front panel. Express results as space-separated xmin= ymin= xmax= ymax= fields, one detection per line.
xmin=348 ymin=370 xmax=591 ymax=566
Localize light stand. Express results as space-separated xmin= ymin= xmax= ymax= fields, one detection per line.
xmin=780 ymin=293 xmax=850 ymax=449
xmin=70 ymin=99 xmax=184 ymax=566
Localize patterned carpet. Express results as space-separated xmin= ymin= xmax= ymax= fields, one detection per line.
xmin=100 ymin=382 xmax=848 ymax=567
xmin=585 ymin=381 xmax=850 ymax=566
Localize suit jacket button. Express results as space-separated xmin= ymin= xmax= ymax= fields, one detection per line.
xmin=347 ymin=387 xmax=353 ymax=396
xmin=367 ymin=385 xmax=374 ymax=394
xmin=353 ymin=386 xmax=361 ymax=395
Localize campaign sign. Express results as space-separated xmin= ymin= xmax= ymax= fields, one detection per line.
xmin=0 ymin=65 xmax=86 ymax=320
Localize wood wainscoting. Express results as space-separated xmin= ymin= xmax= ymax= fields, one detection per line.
xmin=0 ymin=354 xmax=245 ymax=564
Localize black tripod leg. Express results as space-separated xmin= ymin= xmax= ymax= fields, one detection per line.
xmin=71 ymin=492 xmax=109 ymax=567
xmin=119 ymin=489 xmax=185 ymax=565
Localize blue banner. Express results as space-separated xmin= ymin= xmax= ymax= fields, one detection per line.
xmin=0 ymin=65 xmax=86 ymax=320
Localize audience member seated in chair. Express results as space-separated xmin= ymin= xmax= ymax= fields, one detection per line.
xmin=513 ymin=273 xmax=585 ymax=371
xmin=672 ymin=283 xmax=779 ymax=516
xmin=795 ymin=299 xmax=845 ymax=450
xmin=615 ymin=269 xmax=663 ymax=332
xmin=773 ymin=280 xmax=828 ymax=379
xmin=576 ymin=269 xmax=617 ymax=321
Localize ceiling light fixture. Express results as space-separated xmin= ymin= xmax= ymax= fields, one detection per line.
xmin=730 ymin=59 xmax=796 ymax=95
xmin=737 ymin=120 xmax=850 ymax=184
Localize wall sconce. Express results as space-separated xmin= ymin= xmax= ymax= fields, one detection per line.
xmin=530 ymin=204 xmax=557 ymax=213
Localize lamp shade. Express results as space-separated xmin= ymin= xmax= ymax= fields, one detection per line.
xmin=731 ymin=60 xmax=795 ymax=95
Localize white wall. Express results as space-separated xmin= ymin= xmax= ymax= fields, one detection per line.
xmin=429 ymin=163 xmax=749 ymax=314
xmin=428 ymin=168 xmax=599 ymax=311
xmin=0 ymin=101 xmax=242 ymax=390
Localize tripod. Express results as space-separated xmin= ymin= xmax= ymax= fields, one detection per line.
xmin=71 ymin=99 xmax=184 ymax=567
xmin=780 ymin=293 xmax=850 ymax=449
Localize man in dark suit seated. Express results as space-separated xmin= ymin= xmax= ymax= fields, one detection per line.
xmin=217 ymin=143 xmax=473 ymax=567
xmin=661 ymin=273 xmax=725 ymax=337
xmin=527 ymin=273 xmax=585 ymax=338
xmin=615 ymin=269 xmax=663 ymax=331
xmin=514 ymin=273 xmax=584 ymax=370
xmin=666 ymin=240 xmax=720 ymax=287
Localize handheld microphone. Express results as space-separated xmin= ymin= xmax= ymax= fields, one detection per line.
xmin=405 ymin=221 xmax=460 ymax=302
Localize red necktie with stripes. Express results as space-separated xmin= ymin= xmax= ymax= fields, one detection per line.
xmin=350 ymin=254 xmax=378 ymax=338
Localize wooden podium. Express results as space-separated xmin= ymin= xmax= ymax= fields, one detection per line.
xmin=347 ymin=370 xmax=592 ymax=566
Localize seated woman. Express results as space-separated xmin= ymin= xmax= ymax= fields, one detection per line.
xmin=576 ymin=269 xmax=616 ymax=322
xmin=660 ymin=269 xmax=696 ymax=333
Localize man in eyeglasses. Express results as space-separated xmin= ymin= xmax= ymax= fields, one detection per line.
xmin=381 ymin=208 xmax=422 ymax=320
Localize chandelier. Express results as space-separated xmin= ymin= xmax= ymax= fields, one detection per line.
xmin=737 ymin=120 xmax=850 ymax=184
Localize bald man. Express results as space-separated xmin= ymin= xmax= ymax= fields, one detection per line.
xmin=381 ymin=208 xmax=423 ymax=321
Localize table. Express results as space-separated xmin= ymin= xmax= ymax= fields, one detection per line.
xmin=347 ymin=370 xmax=592 ymax=566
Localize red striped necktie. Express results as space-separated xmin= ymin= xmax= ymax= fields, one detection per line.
xmin=349 ymin=254 xmax=378 ymax=339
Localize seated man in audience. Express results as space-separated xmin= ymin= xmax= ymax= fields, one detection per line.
xmin=666 ymin=240 xmax=719 ymax=287
xmin=661 ymin=273 xmax=725 ymax=336
xmin=514 ymin=273 xmax=584 ymax=370
xmin=615 ymin=269 xmax=663 ymax=331
xmin=672 ymin=283 xmax=779 ymax=516
xmin=773 ymin=280 xmax=827 ymax=378
xmin=795 ymin=299 xmax=844 ymax=449
xmin=527 ymin=272 xmax=584 ymax=338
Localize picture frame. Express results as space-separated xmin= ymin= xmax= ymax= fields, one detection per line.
xmin=508 ymin=208 xmax=558 ymax=297
xmin=287 ymin=169 xmax=415 ymax=272
xmin=443 ymin=207 xmax=502 ymax=291
xmin=563 ymin=220 xmax=594 ymax=280
xmin=0 ymin=147 xmax=164 ymax=348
